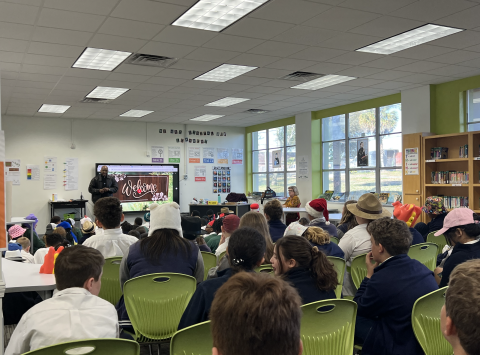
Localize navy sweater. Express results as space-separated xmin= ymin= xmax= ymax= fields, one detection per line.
xmin=178 ymin=268 xmax=234 ymax=330
xmin=410 ymin=228 xmax=425 ymax=246
xmin=308 ymin=218 xmax=338 ymax=237
xmin=439 ymin=241 xmax=480 ymax=288
xmin=268 ymin=219 xmax=287 ymax=243
xmin=284 ymin=268 xmax=336 ymax=305
xmin=354 ymin=254 xmax=438 ymax=355
xmin=309 ymin=241 xmax=345 ymax=259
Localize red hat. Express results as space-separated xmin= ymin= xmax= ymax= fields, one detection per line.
xmin=207 ymin=220 xmax=214 ymax=227
xmin=250 ymin=203 xmax=259 ymax=210
xmin=305 ymin=199 xmax=329 ymax=221
xmin=222 ymin=214 xmax=240 ymax=233
xmin=392 ymin=201 xmax=421 ymax=227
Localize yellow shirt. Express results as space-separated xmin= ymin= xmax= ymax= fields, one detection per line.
xmin=284 ymin=196 xmax=300 ymax=208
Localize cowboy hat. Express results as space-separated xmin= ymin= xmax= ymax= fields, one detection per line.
xmin=347 ymin=193 xmax=391 ymax=220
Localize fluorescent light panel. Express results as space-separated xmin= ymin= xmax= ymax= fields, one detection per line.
xmin=357 ymin=24 xmax=463 ymax=55
xmin=120 ymin=110 xmax=154 ymax=117
xmin=173 ymin=0 xmax=269 ymax=32
xmin=190 ymin=114 xmax=224 ymax=121
xmin=291 ymin=75 xmax=356 ymax=90
xmin=73 ymin=47 xmax=131 ymax=71
xmin=206 ymin=97 xmax=250 ymax=107
xmin=86 ymin=86 xmax=129 ymax=100
xmin=38 ymin=104 xmax=70 ymax=113
xmin=195 ymin=64 xmax=257 ymax=82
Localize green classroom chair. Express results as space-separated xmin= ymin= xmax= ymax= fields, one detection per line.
xmin=201 ymin=251 xmax=217 ymax=281
xmin=327 ymin=256 xmax=345 ymax=298
xmin=98 ymin=257 xmax=123 ymax=306
xmin=301 ymin=299 xmax=357 ymax=355
xmin=124 ymin=273 xmax=196 ymax=343
xmin=254 ymin=264 xmax=274 ymax=273
xmin=218 ymin=251 xmax=227 ymax=265
xmin=23 ymin=339 xmax=139 ymax=355
xmin=426 ymin=232 xmax=448 ymax=256
xmin=330 ymin=236 xmax=339 ymax=245
xmin=412 ymin=287 xmax=452 ymax=355
xmin=408 ymin=243 xmax=438 ymax=272
xmin=170 ymin=321 xmax=212 ymax=355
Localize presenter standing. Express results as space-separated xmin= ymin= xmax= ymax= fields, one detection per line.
xmin=88 ymin=165 xmax=118 ymax=203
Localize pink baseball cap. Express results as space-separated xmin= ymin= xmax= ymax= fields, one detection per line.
xmin=8 ymin=225 xmax=26 ymax=239
xmin=435 ymin=208 xmax=476 ymax=236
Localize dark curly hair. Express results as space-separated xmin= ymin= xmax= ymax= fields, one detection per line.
xmin=367 ymin=217 xmax=412 ymax=255
xmin=213 ymin=218 xmax=224 ymax=234
xmin=228 ymin=227 xmax=266 ymax=273
xmin=264 ymin=199 xmax=284 ymax=221
xmin=94 ymin=197 xmax=123 ymax=229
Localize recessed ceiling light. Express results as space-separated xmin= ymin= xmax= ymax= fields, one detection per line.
xmin=357 ymin=24 xmax=463 ymax=55
xmin=38 ymin=104 xmax=70 ymax=113
xmin=72 ymin=47 xmax=131 ymax=71
xmin=190 ymin=114 xmax=225 ymax=121
xmin=86 ymin=86 xmax=129 ymax=100
xmin=206 ymin=97 xmax=250 ymax=107
xmin=291 ymin=75 xmax=356 ymax=90
xmin=195 ymin=64 xmax=257 ymax=82
xmin=120 ymin=110 xmax=154 ymax=117
xmin=172 ymin=0 xmax=269 ymax=32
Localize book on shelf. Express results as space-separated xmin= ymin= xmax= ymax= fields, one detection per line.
xmin=431 ymin=171 xmax=469 ymax=184
xmin=459 ymin=144 xmax=468 ymax=158
xmin=331 ymin=192 xmax=344 ymax=201
xmin=324 ymin=190 xmax=334 ymax=201
xmin=430 ymin=147 xmax=449 ymax=159
xmin=379 ymin=193 xmax=390 ymax=204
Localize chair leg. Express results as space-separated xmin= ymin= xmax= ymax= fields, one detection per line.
xmin=148 ymin=344 xmax=153 ymax=355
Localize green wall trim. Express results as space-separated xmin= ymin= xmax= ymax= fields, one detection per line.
xmin=311 ymin=119 xmax=321 ymax=200
xmin=245 ymin=116 xmax=295 ymax=134
xmin=312 ymin=94 xmax=401 ymax=121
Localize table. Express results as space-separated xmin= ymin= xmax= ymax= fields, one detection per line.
xmin=329 ymin=213 xmax=342 ymax=222
xmin=49 ymin=200 xmax=88 ymax=222
xmin=189 ymin=204 xmax=251 ymax=218
xmin=6 ymin=219 xmax=34 ymax=254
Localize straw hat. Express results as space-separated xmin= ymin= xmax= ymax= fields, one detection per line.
xmin=347 ymin=193 xmax=391 ymax=220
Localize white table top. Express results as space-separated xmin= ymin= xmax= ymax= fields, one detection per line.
xmin=2 ymin=258 xmax=56 ymax=293
xmin=6 ymin=219 xmax=34 ymax=224
xmin=283 ymin=207 xmax=306 ymax=213
xmin=329 ymin=213 xmax=342 ymax=221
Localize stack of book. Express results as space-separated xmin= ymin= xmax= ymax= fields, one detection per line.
xmin=440 ymin=196 xmax=469 ymax=209
xmin=459 ymin=144 xmax=468 ymax=158
xmin=430 ymin=147 xmax=449 ymax=159
xmin=431 ymin=171 xmax=469 ymax=184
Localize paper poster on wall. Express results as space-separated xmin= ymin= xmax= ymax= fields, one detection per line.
xmin=168 ymin=146 xmax=181 ymax=163
xmin=271 ymin=149 xmax=281 ymax=168
xmin=357 ymin=139 xmax=368 ymax=167
xmin=405 ymin=148 xmax=419 ymax=175
xmin=5 ymin=159 xmax=20 ymax=185
xmin=26 ymin=165 xmax=40 ymax=181
xmin=64 ymin=158 xmax=79 ymax=191
xmin=231 ymin=148 xmax=243 ymax=165
xmin=195 ymin=166 xmax=206 ymax=181
xmin=0 ymin=132 xmax=7 ymax=250
xmin=189 ymin=147 xmax=200 ymax=163
xmin=151 ymin=146 xmax=164 ymax=163
xmin=44 ymin=173 xmax=56 ymax=190
xmin=203 ymin=148 xmax=214 ymax=163
xmin=213 ymin=166 xmax=231 ymax=193
xmin=297 ymin=156 xmax=309 ymax=179
xmin=44 ymin=156 xmax=57 ymax=172
xmin=217 ymin=148 xmax=229 ymax=164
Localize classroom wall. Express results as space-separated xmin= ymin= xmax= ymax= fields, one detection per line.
xmin=3 ymin=115 xmax=245 ymax=233
xmin=401 ymin=86 xmax=431 ymax=134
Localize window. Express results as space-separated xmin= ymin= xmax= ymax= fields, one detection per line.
xmin=322 ymin=104 xmax=402 ymax=203
xmin=252 ymin=124 xmax=295 ymax=197
xmin=467 ymin=88 xmax=480 ymax=131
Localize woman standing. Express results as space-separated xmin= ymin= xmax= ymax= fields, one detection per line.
xmin=284 ymin=186 xmax=301 ymax=225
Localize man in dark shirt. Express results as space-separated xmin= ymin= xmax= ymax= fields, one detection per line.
xmin=88 ymin=166 xmax=118 ymax=203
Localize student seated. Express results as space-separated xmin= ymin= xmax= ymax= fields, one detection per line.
xmin=414 ymin=196 xmax=448 ymax=238
xmin=214 ymin=215 xmax=240 ymax=258
xmin=79 ymin=221 xmax=96 ymax=244
xmin=120 ymin=220 xmax=133 ymax=235
xmin=127 ymin=230 xmax=141 ymax=239
xmin=263 ymin=199 xmax=287 ymax=243
xmin=83 ymin=197 xmax=138 ymax=258
xmin=66 ymin=218 xmax=84 ymax=243
xmin=239 ymin=211 xmax=274 ymax=263
xmin=181 ymin=216 xmax=211 ymax=252
xmin=15 ymin=237 xmax=34 ymax=264
xmin=210 ymin=272 xmax=303 ymax=355
xmin=5 ymin=245 xmax=118 ymax=355
xmin=21 ymin=214 xmax=45 ymax=254
xmin=34 ymin=233 xmax=68 ymax=264
xmin=133 ymin=217 xmax=148 ymax=233
xmin=339 ymin=194 xmax=390 ymax=297
xmin=191 ymin=210 xmax=200 ymax=217
xmin=305 ymin=198 xmax=337 ymax=237
xmin=434 ymin=208 xmax=480 ymax=287
xmin=298 ymin=217 xmax=309 ymax=226
xmin=441 ymin=259 xmax=480 ymax=355
xmin=50 ymin=216 xmax=62 ymax=224
xmin=178 ymin=227 xmax=266 ymax=330
xmin=56 ymin=221 xmax=78 ymax=245
xmin=354 ymin=217 xmax=438 ymax=355
xmin=206 ymin=209 xmax=214 ymax=221
xmin=116 ymin=202 xmax=204 ymax=330
xmin=284 ymin=223 xmax=344 ymax=258
xmin=206 ymin=218 xmax=223 ymax=253
xmin=271 ymin=235 xmax=337 ymax=304
xmin=7 ymin=225 xmax=25 ymax=252
xmin=336 ymin=200 xmax=358 ymax=239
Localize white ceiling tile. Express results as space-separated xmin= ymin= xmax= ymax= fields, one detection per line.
xmin=32 ymin=26 xmax=92 ymax=47
xmin=107 ymin=72 xmax=151 ymax=83
xmin=152 ymin=25 xmax=217 ymax=46
xmin=43 ymin=0 xmax=118 ymax=15
xmin=98 ymin=18 xmax=165 ymax=41
xmin=326 ymin=52 xmax=384 ymax=65
xmin=242 ymin=86 xmax=283 ymax=94
xmin=65 ymin=68 xmax=111 ymax=79
xmin=366 ymin=70 xmax=411 ymax=80
xmin=393 ymin=45 xmax=456 ymax=60
xmin=425 ymin=65 xmax=476 ymax=77
xmin=170 ymin=59 xmax=219 ymax=72
xmin=185 ymin=48 xmax=241 ymax=63
xmin=390 ymin=0 xmax=475 ymax=22
xmin=0 ymin=2 xmax=39 ymax=25
xmin=318 ymin=33 xmax=383 ymax=51
xmin=346 ymin=78 xmax=385 ymax=87
xmin=302 ymin=62 xmax=352 ymax=74
xmin=435 ymin=5 xmax=480 ymax=29
xmin=15 ymin=80 xmax=56 ymax=89
xmin=429 ymin=50 xmax=480 ymax=65
xmin=169 ymin=86 xmax=205 ymax=95
xmin=203 ymin=34 xmax=264 ymax=52
xmin=303 ymin=6 xmax=379 ymax=31
xmin=0 ymin=51 xmax=24 ymax=63
xmin=394 ymin=61 xmax=448 ymax=73
xmin=88 ymin=34 xmax=147 ymax=53
xmin=244 ymin=67 xmax=291 ymax=79
xmin=266 ymin=58 xmax=318 ymax=71
xmin=213 ymin=83 xmax=252 ymax=92
xmin=140 ymin=41 xmax=198 ymax=58
xmin=37 ymin=8 xmax=105 ymax=32
xmin=112 ymin=64 xmax=163 ymax=76
xmin=22 ymin=64 xmax=68 ymax=76
xmin=0 ymin=21 xmax=33 ymax=40
xmin=1 ymin=71 xmax=19 ymax=80
xmin=145 ymin=76 xmax=188 ymax=86
xmin=362 ymin=56 xmax=417 ymax=69
xmin=338 ymin=0 xmax=417 ymax=15
xmin=289 ymin=47 xmax=347 ymax=61
xmin=261 ymin=79 xmax=297 ymax=88
xmin=349 ymin=16 xmax=424 ymax=38
xmin=332 ymin=66 xmax=385 ymax=77
xmin=0 ymin=38 xmax=28 ymax=53
xmin=224 ymin=18 xmax=294 ymax=40
xmin=272 ymin=26 xmax=338 ymax=46
xmin=371 ymin=81 xmax=410 ymax=90
xmin=396 ymin=73 xmax=446 ymax=84
xmin=346 ymin=87 xmax=388 ymax=96
xmin=60 ymin=76 xmax=101 ymax=86
xmin=251 ymin=0 xmax=331 ymax=24
xmin=110 ymin=0 xmax=187 ymax=25
xmin=23 ymin=54 xmax=74 ymax=67
xmin=155 ymin=69 xmax=203 ymax=80
xmin=28 ymin=42 xmax=84 ymax=58
xmin=227 ymin=53 xmax=281 ymax=67
xmin=248 ymin=41 xmax=306 ymax=57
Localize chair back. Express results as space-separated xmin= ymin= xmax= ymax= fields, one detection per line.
xmin=330 ymin=237 xmax=339 ymax=245
xmin=218 ymin=251 xmax=226 ymax=265
xmin=412 ymin=287 xmax=452 ymax=355
xmin=124 ymin=273 xmax=196 ymax=342
xmin=98 ymin=257 xmax=123 ymax=305
xmin=349 ymin=253 xmax=370 ymax=289
xmin=23 ymin=339 xmax=139 ymax=355
xmin=327 ymin=256 xmax=345 ymax=298
xmin=408 ymin=243 xmax=438 ymax=271
xmin=201 ymin=252 xmax=216 ymax=281
xmin=301 ymin=299 xmax=357 ymax=355
xmin=254 ymin=264 xmax=274 ymax=273
xmin=170 ymin=321 xmax=212 ymax=355
xmin=426 ymin=232 xmax=448 ymax=255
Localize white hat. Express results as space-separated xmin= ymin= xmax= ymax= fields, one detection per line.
xmin=80 ymin=216 xmax=92 ymax=227
xmin=284 ymin=222 xmax=308 ymax=237
xmin=148 ymin=202 xmax=183 ymax=238
xmin=5 ymin=249 xmax=24 ymax=262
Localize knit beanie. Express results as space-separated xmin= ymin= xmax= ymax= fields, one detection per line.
xmin=24 ymin=214 xmax=38 ymax=231
xmin=305 ymin=198 xmax=329 ymax=221
xmin=148 ymin=202 xmax=183 ymax=238
xmin=8 ymin=225 xmax=26 ymax=239
xmin=222 ymin=214 xmax=240 ymax=234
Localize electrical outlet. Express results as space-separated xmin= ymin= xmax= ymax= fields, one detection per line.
xmin=146 ymin=150 xmax=150 ymax=157
xmin=184 ymin=174 xmax=188 ymax=180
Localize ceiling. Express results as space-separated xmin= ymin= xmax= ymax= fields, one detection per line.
xmin=2 ymin=0 xmax=480 ymax=127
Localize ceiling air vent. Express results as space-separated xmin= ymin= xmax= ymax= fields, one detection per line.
xmin=125 ymin=53 xmax=178 ymax=68
xmin=245 ymin=109 xmax=270 ymax=114
xmin=280 ymin=71 xmax=324 ymax=82
xmin=80 ymin=98 xmax=112 ymax=104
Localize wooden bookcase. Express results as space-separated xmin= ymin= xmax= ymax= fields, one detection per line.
xmin=422 ymin=132 xmax=480 ymax=222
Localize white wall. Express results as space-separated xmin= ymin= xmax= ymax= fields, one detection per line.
xmin=3 ymin=115 xmax=245 ymax=233
xmin=401 ymin=85 xmax=431 ymax=134
xmin=294 ymin=111 xmax=313 ymax=205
